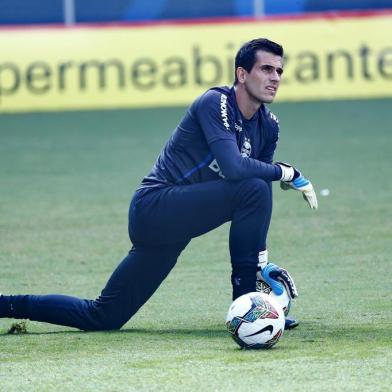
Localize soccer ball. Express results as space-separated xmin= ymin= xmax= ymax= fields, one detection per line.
xmin=256 ymin=280 xmax=292 ymax=316
xmin=226 ymin=292 xmax=285 ymax=349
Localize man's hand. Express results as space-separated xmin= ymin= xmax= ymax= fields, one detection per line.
xmin=280 ymin=174 xmax=318 ymax=210
xmin=276 ymin=162 xmax=318 ymax=210
xmin=257 ymin=263 xmax=298 ymax=299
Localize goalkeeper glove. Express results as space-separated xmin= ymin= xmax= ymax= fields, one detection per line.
xmin=276 ymin=162 xmax=300 ymax=182
xmin=276 ymin=162 xmax=318 ymax=210
xmin=256 ymin=262 xmax=298 ymax=299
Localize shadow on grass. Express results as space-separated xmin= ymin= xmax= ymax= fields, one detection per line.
xmin=1 ymin=323 xmax=226 ymax=338
xmin=288 ymin=320 xmax=390 ymax=344
xmin=2 ymin=320 xmax=389 ymax=344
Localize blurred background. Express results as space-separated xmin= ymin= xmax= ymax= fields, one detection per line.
xmin=0 ymin=0 xmax=391 ymax=25
xmin=1 ymin=1 xmax=391 ymax=113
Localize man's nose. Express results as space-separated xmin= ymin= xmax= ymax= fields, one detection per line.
xmin=270 ymin=70 xmax=280 ymax=82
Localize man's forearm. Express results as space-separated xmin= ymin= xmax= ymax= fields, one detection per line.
xmin=210 ymin=139 xmax=281 ymax=181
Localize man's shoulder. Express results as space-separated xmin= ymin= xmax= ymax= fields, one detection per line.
xmin=191 ymin=86 xmax=234 ymax=116
xmin=196 ymin=86 xmax=233 ymax=105
xmin=206 ymin=85 xmax=232 ymax=96
xmin=262 ymin=105 xmax=280 ymax=129
xmin=260 ymin=105 xmax=280 ymax=143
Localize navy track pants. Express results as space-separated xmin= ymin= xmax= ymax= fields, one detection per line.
xmin=1 ymin=178 xmax=272 ymax=331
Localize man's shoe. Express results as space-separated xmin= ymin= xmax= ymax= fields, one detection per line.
xmin=285 ymin=316 xmax=299 ymax=330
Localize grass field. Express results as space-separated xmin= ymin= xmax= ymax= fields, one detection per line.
xmin=0 ymin=99 xmax=391 ymax=391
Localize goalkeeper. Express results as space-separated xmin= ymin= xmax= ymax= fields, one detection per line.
xmin=0 ymin=38 xmax=317 ymax=331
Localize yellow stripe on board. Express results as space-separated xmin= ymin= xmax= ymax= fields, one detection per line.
xmin=0 ymin=15 xmax=391 ymax=112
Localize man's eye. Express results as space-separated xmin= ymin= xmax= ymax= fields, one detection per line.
xmin=261 ymin=66 xmax=273 ymax=72
xmin=261 ymin=66 xmax=283 ymax=75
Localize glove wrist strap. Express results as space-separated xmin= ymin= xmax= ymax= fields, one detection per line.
xmin=258 ymin=250 xmax=268 ymax=269
xmin=277 ymin=164 xmax=294 ymax=182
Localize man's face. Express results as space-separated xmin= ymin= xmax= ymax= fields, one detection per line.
xmin=241 ymin=50 xmax=284 ymax=104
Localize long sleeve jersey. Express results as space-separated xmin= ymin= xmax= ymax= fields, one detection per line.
xmin=140 ymin=85 xmax=282 ymax=189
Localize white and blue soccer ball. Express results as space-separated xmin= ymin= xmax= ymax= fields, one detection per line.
xmin=226 ymin=292 xmax=285 ymax=349
xmin=257 ymin=280 xmax=292 ymax=316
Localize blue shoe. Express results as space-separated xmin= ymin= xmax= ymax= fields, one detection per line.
xmin=285 ymin=316 xmax=299 ymax=330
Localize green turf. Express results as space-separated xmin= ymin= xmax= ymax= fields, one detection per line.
xmin=0 ymin=100 xmax=391 ymax=391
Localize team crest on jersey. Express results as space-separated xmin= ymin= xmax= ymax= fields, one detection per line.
xmin=241 ymin=137 xmax=252 ymax=158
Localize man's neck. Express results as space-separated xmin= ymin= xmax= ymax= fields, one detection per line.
xmin=234 ymin=86 xmax=262 ymax=120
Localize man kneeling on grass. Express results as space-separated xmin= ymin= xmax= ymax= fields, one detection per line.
xmin=0 ymin=38 xmax=317 ymax=332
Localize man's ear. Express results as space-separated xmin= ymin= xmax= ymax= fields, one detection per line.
xmin=236 ymin=67 xmax=247 ymax=84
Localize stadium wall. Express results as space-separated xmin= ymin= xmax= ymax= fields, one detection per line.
xmin=1 ymin=0 xmax=391 ymax=24
xmin=0 ymin=10 xmax=391 ymax=113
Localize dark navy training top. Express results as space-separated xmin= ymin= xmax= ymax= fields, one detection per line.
xmin=140 ymin=86 xmax=282 ymax=188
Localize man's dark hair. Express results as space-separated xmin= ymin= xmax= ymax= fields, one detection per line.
xmin=234 ymin=38 xmax=284 ymax=84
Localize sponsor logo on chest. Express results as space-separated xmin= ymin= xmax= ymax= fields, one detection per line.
xmin=235 ymin=122 xmax=243 ymax=133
